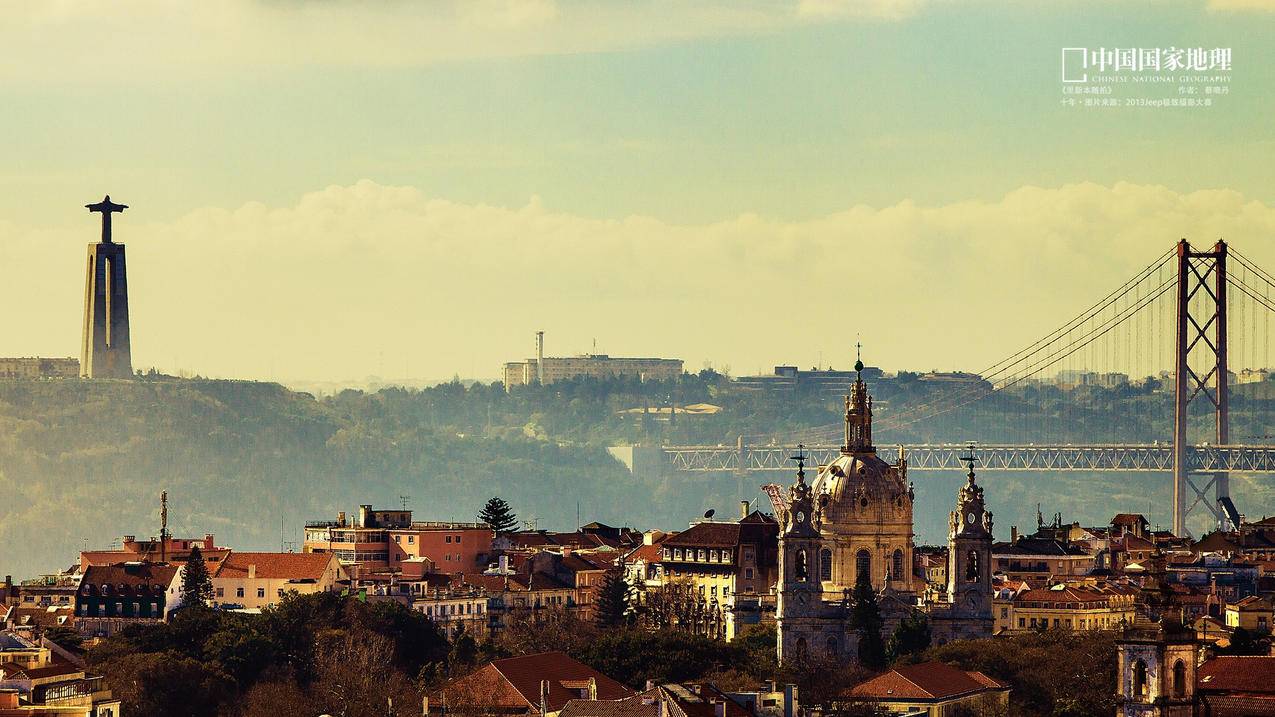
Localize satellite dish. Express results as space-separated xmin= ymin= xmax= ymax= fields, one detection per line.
xmin=704 ymin=509 xmax=715 ymax=520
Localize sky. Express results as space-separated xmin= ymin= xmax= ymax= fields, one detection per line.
xmin=1 ymin=0 xmax=1274 ymax=384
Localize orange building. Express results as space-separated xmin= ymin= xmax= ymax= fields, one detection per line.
xmin=303 ymin=505 xmax=493 ymax=578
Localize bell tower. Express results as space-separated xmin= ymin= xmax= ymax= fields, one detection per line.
xmin=1116 ymin=619 xmax=1198 ymax=717
xmin=776 ymin=445 xmax=828 ymax=664
xmin=842 ymin=349 xmax=874 ymax=454
xmin=81 ymin=195 xmax=133 ymax=379
xmin=946 ymin=444 xmax=994 ymax=632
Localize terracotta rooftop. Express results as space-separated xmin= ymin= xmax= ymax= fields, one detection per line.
xmin=662 ymin=522 xmax=741 ymax=549
xmin=214 ymin=552 xmax=334 ymax=581
xmin=1198 ymin=656 xmax=1275 ymax=694
xmin=848 ymin=661 xmax=1008 ymax=702
xmin=438 ymin=651 xmax=632 ymax=711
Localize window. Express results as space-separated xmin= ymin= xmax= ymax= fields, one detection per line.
xmin=408 ymin=535 xmax=414 ymax=544
xmin=216 ymin=587 xmax=224 ymax=597
xmin=394 ymin=535 xmax=401 ymax=542
xmin=1018 ymin=617 xmax=1025 ymax=628
xmin=698 ymin=549 xmax=706 ymax=562
xmin=1133 ymin=659 xmax=1148 ymax=698
xmin=819 ymin=548 xmax=833 ymax=582
xmin=236 ymin=587 xmax=245 ymax=598
xmin=795 ymin=549 xmax=808 ymax=582
xmin=455 ymin=536 xmax=461 ymax=544
xmin=710 ymin=549 xmax=718 ymax=562
xmin=446 ymin=536 xmax=452 ymax=544
xmin=257 ymin=588 xmax=266 ymax=598
xmin=893 ymin=549 xmax=905 ymax=581
xmin=277 ymin=588 xmax=285 ymax=597
xmin=1001 ymin=608 xmax=1008 ymax=619
xmin=966 ymin=550 xmax=980 ymax=581
xmin=745 ymin=568 xmax=754 ymax=580
xmin=856 ymin=550 xmax=871 ymax=582
xmin=1172 ymin=660 xmax=1186 ymax=697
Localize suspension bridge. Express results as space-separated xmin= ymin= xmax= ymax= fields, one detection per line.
xmin=641 ymin=240 xmax=1275 ymax=537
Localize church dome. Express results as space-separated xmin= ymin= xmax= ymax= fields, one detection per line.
xmin=813 ymin=451 xmax=911 ymax=527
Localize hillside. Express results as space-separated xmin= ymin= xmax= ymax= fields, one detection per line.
xmin=3 ymin=373 xmax=1275 ymax=579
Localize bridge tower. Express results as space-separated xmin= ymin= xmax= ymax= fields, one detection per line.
xmin=1172 ymin=239 xmax=1231 ymax=536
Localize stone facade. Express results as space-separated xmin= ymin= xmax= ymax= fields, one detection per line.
xmin=775 ymin=368 xmax=995 ymax=663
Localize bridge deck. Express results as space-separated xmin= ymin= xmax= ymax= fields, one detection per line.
xmin=659 ymin=444 xmax=1275 ymax=473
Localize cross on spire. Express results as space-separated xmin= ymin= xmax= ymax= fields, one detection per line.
xmin=85 ymin=195 xmax=128 ymax=244
xmin=790 ymin=443 xmax=807 ymax=483
xmin=959 ymin=441 xmax=980 ymax=482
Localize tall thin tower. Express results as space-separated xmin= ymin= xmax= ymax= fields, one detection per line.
xmin=82 ymin=195 xmax=133 ymax=379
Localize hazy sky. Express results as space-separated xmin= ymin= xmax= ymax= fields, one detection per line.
xmin=2 ymin=0 xmax=1274 ymax=383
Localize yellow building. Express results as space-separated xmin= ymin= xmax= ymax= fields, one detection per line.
xmin=840 ymin=661 xmax=1010 ymax=716
xmin=0 ymin=357 xmax=80 ymax=380
xmin=1004 ymin=584 xmax=1136 ymax=632
xmin=0 ymin=632 xmax=121 ymax=716
xmin=211 ymin=552 xmax=348 ymax=610
xmin=1224 ymin=596 xmax=1272 ymax=632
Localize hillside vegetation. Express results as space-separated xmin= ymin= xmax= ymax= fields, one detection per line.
xmin=4 ymin=372 xmax=1275 ymax=579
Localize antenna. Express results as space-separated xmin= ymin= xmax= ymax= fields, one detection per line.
xmin=399 ymin=495 xmax=412 ymax=511
xmin=160 ymin=490 xmax=169 ymax=563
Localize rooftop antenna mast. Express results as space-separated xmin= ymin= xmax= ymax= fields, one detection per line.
xmin=399 ymin=495 xmax=412 ymax=511
xmin=159 ymin=490 xmax=169 ymax=563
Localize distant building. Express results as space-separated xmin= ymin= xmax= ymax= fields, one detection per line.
xmin=0 ymin=358 xmax=79 ymax=380
xmin=918 ymin=370 xmax=993 ymax=391
xmin=0 ymin=630 xmax=122 ymax=715
xmin=1001 ymin=583 xmax=1137 ymax=633
xmin=425 ymin=651 xmax=633 ymax=714
xmin=734 ymin=364 xmax=884 ymax=394
xmin=211 ymin=552 xmax=349 ymax=610
xmin=74 ymin=563 xmax=184 ymax=637
xmin=837 ymin=661 xmax=1010 ymax=716
xmin=80 ymin=533 xmax=229 ymax=572
xmin=302 ymin=505 xmax=494 ymax=579
xmin=503 ymin=354 xmax=682 ymax=388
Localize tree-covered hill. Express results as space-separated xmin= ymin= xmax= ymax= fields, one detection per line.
xmin=4 ymin=372 xmax=1275 ymax=580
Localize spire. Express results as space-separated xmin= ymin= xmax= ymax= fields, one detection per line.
xmin=842 ymin=344 xmax=873 ymax=454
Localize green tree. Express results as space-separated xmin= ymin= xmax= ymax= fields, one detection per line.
xmin=180 ymin=545 xmax=214 ymax=608
xmin=888 ymin=610 xmax=932 ymax=663
xmin=594 ymin=567 xmax=631 ymax=628
xmin=478 ymin=496 xmax=519 ymax=533
xmin=850 ymin=569 xmax=887 ymax=670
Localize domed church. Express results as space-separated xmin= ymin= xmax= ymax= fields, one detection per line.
xmin=775 ymin=361 xmax=995 ymax=663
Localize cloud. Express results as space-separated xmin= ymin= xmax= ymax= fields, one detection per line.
xmin=797 ymin=0 xmax=928 ymax=21
xmin=3 ymin=180 xmax=1275 ymax=384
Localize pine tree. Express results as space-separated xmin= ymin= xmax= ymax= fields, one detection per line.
xmin=180 ymin=545 xmax=214 ymax=608
xmin=887 ymin=610 xmax=932 ymax=663
xmin=478 ymin=497 xmax=518 ymax=534
xmin=594 ymin=567 xmax=630 ymax=628
xmin=851 ymin=568 xmax=887 ymax=670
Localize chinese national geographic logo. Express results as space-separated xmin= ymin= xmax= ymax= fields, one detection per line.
xmin=1060 ymin=47 xmax=1233 ymax=109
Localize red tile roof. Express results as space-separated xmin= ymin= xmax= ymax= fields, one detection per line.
xmin=437 ymin=651 xmax=632 ymax=711
xmin=662 ymin=523 xmax=741 ymax=549
xmin=214 ymin=552 xmax=334 ymax=580
xmin=849 ymin=661 xmax=1008 ymax=702
xmin=1198 ymin=656 xmax=1275 ymax=694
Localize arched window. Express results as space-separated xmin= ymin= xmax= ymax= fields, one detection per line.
xmin=795 ymin=549 xmax=808 ymax=582
xmin=1173 ymin=660 xmax=1186 ymax=698
xmin=966 ymin=550 xmax=980 ymax=582
xmin=856 ymin=550 xmax=871 ymax=582
xmin=1132 ymin=659 xmax=1148 ymax=699
xmin=820 ymin=548 xmax=833 ymax=582
xmin=825 ymin=636 xmax=839 ymax=656
xmin=892 ymin=549 xmax=904 ymax=582
xmin=795 ymin=637 xmax=808 ymax=658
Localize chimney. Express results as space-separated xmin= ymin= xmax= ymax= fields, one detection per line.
xmin=588 ymin=677 xmax=597 ymax=700
xmin=337 ymin=511 xmax=346 ymax=527
xmin=740 ymin=500 xmax=750 ymax=519
xmin=204 ymin=534 xmax=215 ymax=549
xmin=248 ymin=564 xmax=257 ymax=579
xmin=358 ymin=505 xmax=372 ymax=528
xmin=539 ymin=679 xmax=549 ymax=716
xmin=536 ymin=331 xmax=545 ymax=385
xmin=1010 ymin=526 xmax=1019 ymax=544
xmin=645 ymin=679 xmax=656 ymax=691
xmin=714 ymin=701 xmax=726 ymax=717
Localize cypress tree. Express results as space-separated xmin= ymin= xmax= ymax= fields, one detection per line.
xmin=180 ymin=545 xmax=214 ymax=608
xmin=594 ymin=567 xmax=630 ymax=628
xmin=888 ymin=610 xmax=932 ymax=663
xmin=478 ymin=497 xmax=518 ymax=534
xmin=851 ymin=568 xmax=887 ymax=669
